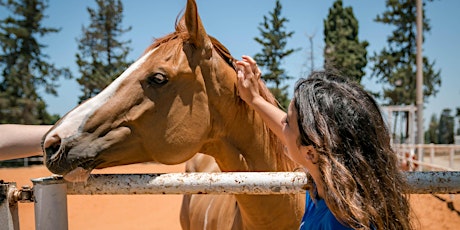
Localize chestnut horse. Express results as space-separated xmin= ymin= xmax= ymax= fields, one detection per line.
xmin=42 ymin=0 xmax=304 ymax=229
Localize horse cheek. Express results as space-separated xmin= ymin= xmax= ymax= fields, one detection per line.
xmin=160 ymin=96 xmax=210 ymax=164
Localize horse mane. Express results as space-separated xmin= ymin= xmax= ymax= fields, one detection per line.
xmin=146 ymin=20 xmax=235 ymax=68
xmin=144 ymin=19 xmax=296 ymax=172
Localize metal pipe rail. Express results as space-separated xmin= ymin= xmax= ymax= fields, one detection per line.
xmin=2 ymin=171 xmax=460 ymax=230
xmin=35 ymin=172 xmax=310 ymax=195
xmin=31 ymin=171 xmax=460 ymax=195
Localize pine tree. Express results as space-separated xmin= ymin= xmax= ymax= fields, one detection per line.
xmin=323 ymin=0 xmax=369 ymax=83
xmin=370 ymin=0 xmax=441 ymax=105
xmin=438 ymin=108 xmax=454 ymax=144
xmin=0 ymin=0 xmax=71 ymax=124
xmin=456 ymin=107 xmax=460 ymax=136
xmin=76 ymin=0 xmax=132 ymax=103
xmin=424 ymin=114 xmax=438 ymax=144
xmin=253 ymin=0 xmax=297 ymax=110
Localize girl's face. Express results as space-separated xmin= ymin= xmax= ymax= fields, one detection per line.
xmin=283 ymin=101 xmax=323 ymax=196
xmin=282 ymin=101 xmax=310 ymax=167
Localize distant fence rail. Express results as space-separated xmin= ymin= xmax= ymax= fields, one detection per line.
xmin=0 ymin=156 xmax=43 ymax=167
xmin=393 ymin=143 xmax=460 ymax=171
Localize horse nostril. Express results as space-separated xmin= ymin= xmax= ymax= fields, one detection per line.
xmin=44 ymin=134 xmax=62 ymax=158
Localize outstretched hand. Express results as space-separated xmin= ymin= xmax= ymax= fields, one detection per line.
xmin=235 ymin=56 xmax=288 ymax=146
xmin=236 ymin=55 xmax=262 ymax=106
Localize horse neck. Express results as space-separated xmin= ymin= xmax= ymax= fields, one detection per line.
xmin=197 ymin=64 xmax=303 ymax=229
xmin=201 ymin=93 xmax=304 ymax=229
xmin=201 ymin=78 xmax=293 ymax=173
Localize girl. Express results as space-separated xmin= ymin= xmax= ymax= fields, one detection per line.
xmin=236 ymin=56 xmax=412 ymax=230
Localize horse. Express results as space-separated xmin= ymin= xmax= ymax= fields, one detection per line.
xmin=42 ymin=0 xmax=304 ymax=229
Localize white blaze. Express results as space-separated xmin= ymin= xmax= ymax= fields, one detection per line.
xmin=49 ymin=48 xmax=157 ymax=139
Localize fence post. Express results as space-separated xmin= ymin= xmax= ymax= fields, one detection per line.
xmin=429 ymin=143 xmax=435 ymax=164
xmin=417 ymin=144 xmax=424 ymax=171
xmin=32 ymin=177 xmax=68 ymax=230
xmin=0 ymin=182 xmax=19 ymax=230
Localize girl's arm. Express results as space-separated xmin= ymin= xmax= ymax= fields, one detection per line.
xmin=0 ymin=124 xmax=52 ymax=161
xmin=236 ymin=56 xmax=288 ymax=145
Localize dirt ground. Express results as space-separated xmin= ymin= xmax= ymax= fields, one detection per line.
xmin=1 ymin=163 xmax=459 ymax=229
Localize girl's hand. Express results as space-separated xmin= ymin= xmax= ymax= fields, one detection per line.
xmin=236 ymin=55 xmax=262 ymax=106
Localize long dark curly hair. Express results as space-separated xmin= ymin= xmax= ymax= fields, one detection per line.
xmin=293 ymin=71 xmax=412 ymax=229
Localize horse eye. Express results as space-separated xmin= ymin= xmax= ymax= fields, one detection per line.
xmin=147 ymin=73 xmax=168 ymax=86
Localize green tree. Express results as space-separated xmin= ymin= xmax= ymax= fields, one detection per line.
xmin=456 ymin=107 xmax=460 ymax=136
xmin=253 ymin=0 xmax=297 ymax=110
xmin=424 ymin=113 xmax=438 ymax=144
xmin=370 ymin=0 xmax=441 ymax=106
xmin=0 ymin=0 xmax=71 ymax=124
xmin=76 ymin=0 xmax=132 ymax=103
xmin=323 ymin=0 xmax=369 ymax=83
xmin=438 ymin=108 xmax=454 ymax=144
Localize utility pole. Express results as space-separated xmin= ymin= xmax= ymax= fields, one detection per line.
xmin=416 ymin=0 xmax=424 ymax=163
xmin=305 ymin=31 xmax=316 ymax=74
xmin=308 ymin=34 xmax=314 ymax=73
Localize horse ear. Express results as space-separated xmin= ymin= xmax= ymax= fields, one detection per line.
xmin=185 ymin=0 xmax=212 ymax=55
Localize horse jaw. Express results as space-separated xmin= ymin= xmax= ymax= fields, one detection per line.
xmin=63 ymin=167 xmax=91 ymax=182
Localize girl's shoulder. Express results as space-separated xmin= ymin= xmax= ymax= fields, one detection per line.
xmin=299 ymin=192 xmax=353 ymax=230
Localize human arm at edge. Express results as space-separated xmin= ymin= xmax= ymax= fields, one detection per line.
xmin=0 ymin=124 xmax=52 ymax=161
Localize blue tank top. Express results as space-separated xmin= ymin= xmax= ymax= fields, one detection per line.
xmin=299 ymin=192 xmax=352 ymax=230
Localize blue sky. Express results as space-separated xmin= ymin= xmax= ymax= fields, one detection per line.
xmin=2 ymin=0 xmax=459 ymax=129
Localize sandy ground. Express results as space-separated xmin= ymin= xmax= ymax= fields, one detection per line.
xmin=1 ymin=163 xmax=459 ymax=229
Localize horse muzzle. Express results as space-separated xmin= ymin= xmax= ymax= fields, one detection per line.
xmin=43 ymin=132 xmax=99 ymax=177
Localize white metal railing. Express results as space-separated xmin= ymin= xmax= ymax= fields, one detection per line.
xmin=393 ymin=143 xmax=460 ymax=171
xmin=2 ymin=171 xmax=460 ymax=230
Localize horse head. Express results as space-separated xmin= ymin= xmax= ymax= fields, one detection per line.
xmin=42 ymin=0 xmax=239 ymax=181
xmin=43 ymin=2 xmax=304 ymax=228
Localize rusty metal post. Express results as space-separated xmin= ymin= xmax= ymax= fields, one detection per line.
xmin=0 ymin=182 xmax=19 ymax=230
xmin=32 ymin=176 xmax=68 ymax=230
